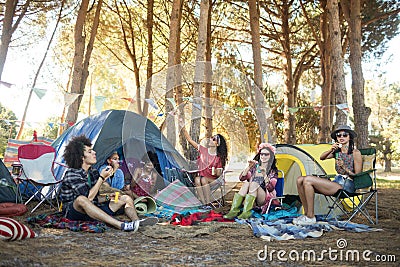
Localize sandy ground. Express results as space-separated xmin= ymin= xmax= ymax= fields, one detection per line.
xmin=0 ymin=182 xmax=399 ymax=267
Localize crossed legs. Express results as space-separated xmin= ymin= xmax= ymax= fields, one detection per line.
xmin=296 ymin=175 xmax=342 ymax=218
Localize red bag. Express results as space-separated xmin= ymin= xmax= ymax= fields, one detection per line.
xmin=0 ymin=202 xmax=28 ymax=217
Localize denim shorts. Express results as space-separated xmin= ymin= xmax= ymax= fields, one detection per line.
xmin=333 ymin=174 xmax=355 ymax=193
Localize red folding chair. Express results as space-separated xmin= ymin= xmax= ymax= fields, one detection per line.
xmin=15 ymin=144 xmax=63 ymax=213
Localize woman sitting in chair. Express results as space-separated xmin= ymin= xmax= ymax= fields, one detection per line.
xmin=224 ymin=143 xmax=280 ymax=219
xmin=293 ymin=125 xmax=362 ymax=225
xmin=179 ymin=119 xmax=228 ymax=209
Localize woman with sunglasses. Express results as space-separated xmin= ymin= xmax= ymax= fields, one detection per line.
xmin=224 ymin=143 xmax=280 ymax=219
xmin=293 ymin=125 xmax=362 ymax=225
xmin=179 ymin=120 xmax=228 ymax=209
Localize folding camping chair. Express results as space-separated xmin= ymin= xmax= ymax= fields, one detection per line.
xmin=184 ymin=168 xmax=228 ymax=209
xmin=164 ymin=167 xmax=228 ymax=209
xmin=325 ymin=148 xmax=378 ymax=225
xmin=265 ymin=170 xmax=285 ymax=213
xmin=15 ymin=144 xmax=64 ymax=213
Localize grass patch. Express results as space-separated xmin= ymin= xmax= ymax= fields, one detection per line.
xmin=377 ymin=178 xmax=400 ymax=189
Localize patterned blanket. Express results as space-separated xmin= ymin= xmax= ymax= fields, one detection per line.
xmin=27 ymin=212 xmax=109 ymax=233
xmin=237 ymin=215 xmax=382 ymax=241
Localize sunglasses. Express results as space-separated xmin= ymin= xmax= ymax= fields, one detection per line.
xmin=212 ymin=135 xmax=220 ymax=143
xmin=336 ymin=132 xmax=349 ymax=138
xmin=260 ymin=153 xmax=270 ymax=157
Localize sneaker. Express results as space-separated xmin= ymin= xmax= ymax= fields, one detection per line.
xmin=292 ymin=215 xmax=306 ymax=224
xmin=294 ymin=216 xmax=316 ymax=226
xmin=200 ymin=205 xmax=212 ymax=210
xmin=121 ymin=221 xmax=140 ymax=232
xmin=138 ymin=216 xmax=159 ymax=227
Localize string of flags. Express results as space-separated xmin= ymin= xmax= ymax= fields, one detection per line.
xmin=288 ymin=103 xmax=350 ymax=114
xmin=1 ymin=79 xmax=351 ymax=124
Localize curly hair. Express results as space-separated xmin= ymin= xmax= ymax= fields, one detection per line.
xmin=216 ymin=134 xmax=228 ymax=168
xmin=63 ymin=135 xmax=93 ymax=169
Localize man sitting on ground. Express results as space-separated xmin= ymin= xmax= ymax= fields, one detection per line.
xmin=60 ymin=135 xmax=158 ymax=232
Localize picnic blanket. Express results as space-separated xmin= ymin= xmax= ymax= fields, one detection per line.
xmin=237 ymin=215 xmax=382 ymax=241
xmin=27 ymin=212 xmax=109 ymax=233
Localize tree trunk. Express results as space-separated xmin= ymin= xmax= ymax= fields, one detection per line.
xmin=280 ymin=1 xmax=296 ymax=144
xmin=66 ymin=0 xmax=102 ymax=125
xmin=16 ymin=0 xmax=65 ymax=139
xmin=0 ymin=0 xmax=30 ymax=80
xmin=204 ymin=0 xmax=213 ymax=138
xmin=190 ymin=0 xmax=209 ymax=160
xmin=317 ymin=0 xmax=333 ymax=143
xmin=248 ymin=0 xmax=270 ymax=143
xmin=143 ymin=0 xmax=154 ymax=117
xmin=327 ymin=0 xmax=347 ymax=127
xmin=165 ymin=0 xmax=183 ymax=147
xmin=116 ymin=0 xmax=142 ymax=115
xmin=65 ymin=0 xmax=89 ymax=125
xmin=341 ymin=0 xmax=370 ymax=148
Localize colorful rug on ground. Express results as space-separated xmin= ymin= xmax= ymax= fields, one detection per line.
xmin=27 ymin=212 xmax=109 ymax=233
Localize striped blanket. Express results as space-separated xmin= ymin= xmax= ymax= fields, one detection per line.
xmin=155 ymin=179 xmax=202 ymax=210
xmin=27 ymin=212 xmax=109 ymax=233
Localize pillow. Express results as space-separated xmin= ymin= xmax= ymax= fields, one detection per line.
xmin=0 ymin=203 xmax=28 ymax=217
xmin=0 ymin=217 xmax=37 ymax=241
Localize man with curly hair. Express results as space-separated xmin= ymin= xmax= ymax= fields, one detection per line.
xmin=59 ymin=135 xmax=158 ymax=232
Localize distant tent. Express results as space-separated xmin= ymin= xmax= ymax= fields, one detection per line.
xmin=3 ymin=137 xmax=53 ymax=167
xmin=0 ymin=159 xmax=18 ymax=203
xmin=51 ymin=110 xmax=189 ymax=192
xmin=275 ymin=144 xmax=340 ymax=216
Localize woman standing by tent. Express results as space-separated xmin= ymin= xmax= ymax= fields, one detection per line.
xmin=294 ymin=125 xmax=362 ymax=225
xmin=179 ymin=119 xmax=228 ymax=209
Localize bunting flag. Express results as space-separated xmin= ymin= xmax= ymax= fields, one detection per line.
xmin=32 ymin=87 xmax=47 ymax=99
xmin=288 ymin=107 xmax=299 ymax=114
xmin=166 ymin=97 xmax=177 ymax=108
xmin=145 ymin=98 xmax=160 ymax=110
xmin=336 ymin=103 xmax=349 ymax=112
xmin=182 ymin=97 xmax=193 ymax=102
xmin=192 ymin=103 xmax=202 ymax=110
xmin=121 ymin=97 xmax=135 ymax=103
xmin=0 ymin=80 xmax=13 ymax=88
xmin=94 ymin=96 xmax=106 ymax=113
xmin=64 ymin=92 xmax=81 ymax=107
xmin=48 ymin=122 xmax=54 ymax=129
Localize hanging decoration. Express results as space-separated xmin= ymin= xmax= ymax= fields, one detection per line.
xmin=145 ymin=98 xmax=160 ymax=110
xmin=0 ymin=80 xmax=14 ymax=88
xmin=94 ymin=96 xmax=106 ymax=113
xmin=64 ymin=92 xmax=81 ymax=107
xmin=32 ymin=88 xmax=47 ymax=99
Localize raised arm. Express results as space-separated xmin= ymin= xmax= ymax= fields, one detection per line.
xmin=320 ymin=143 xmax=341 ymax=160
xmin=179 ymin=118 xmax=199 ymax=149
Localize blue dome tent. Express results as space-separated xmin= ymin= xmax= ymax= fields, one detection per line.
xmin=51 ymin=109 xmax=188 ymax=191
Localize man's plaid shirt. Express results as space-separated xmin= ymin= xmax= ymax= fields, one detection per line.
xmin=60 ymin=168 xmax=100 ymax=214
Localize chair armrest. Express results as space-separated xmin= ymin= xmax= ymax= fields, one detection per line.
xmin=350 ymin=169 xmax=374 ymax=179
